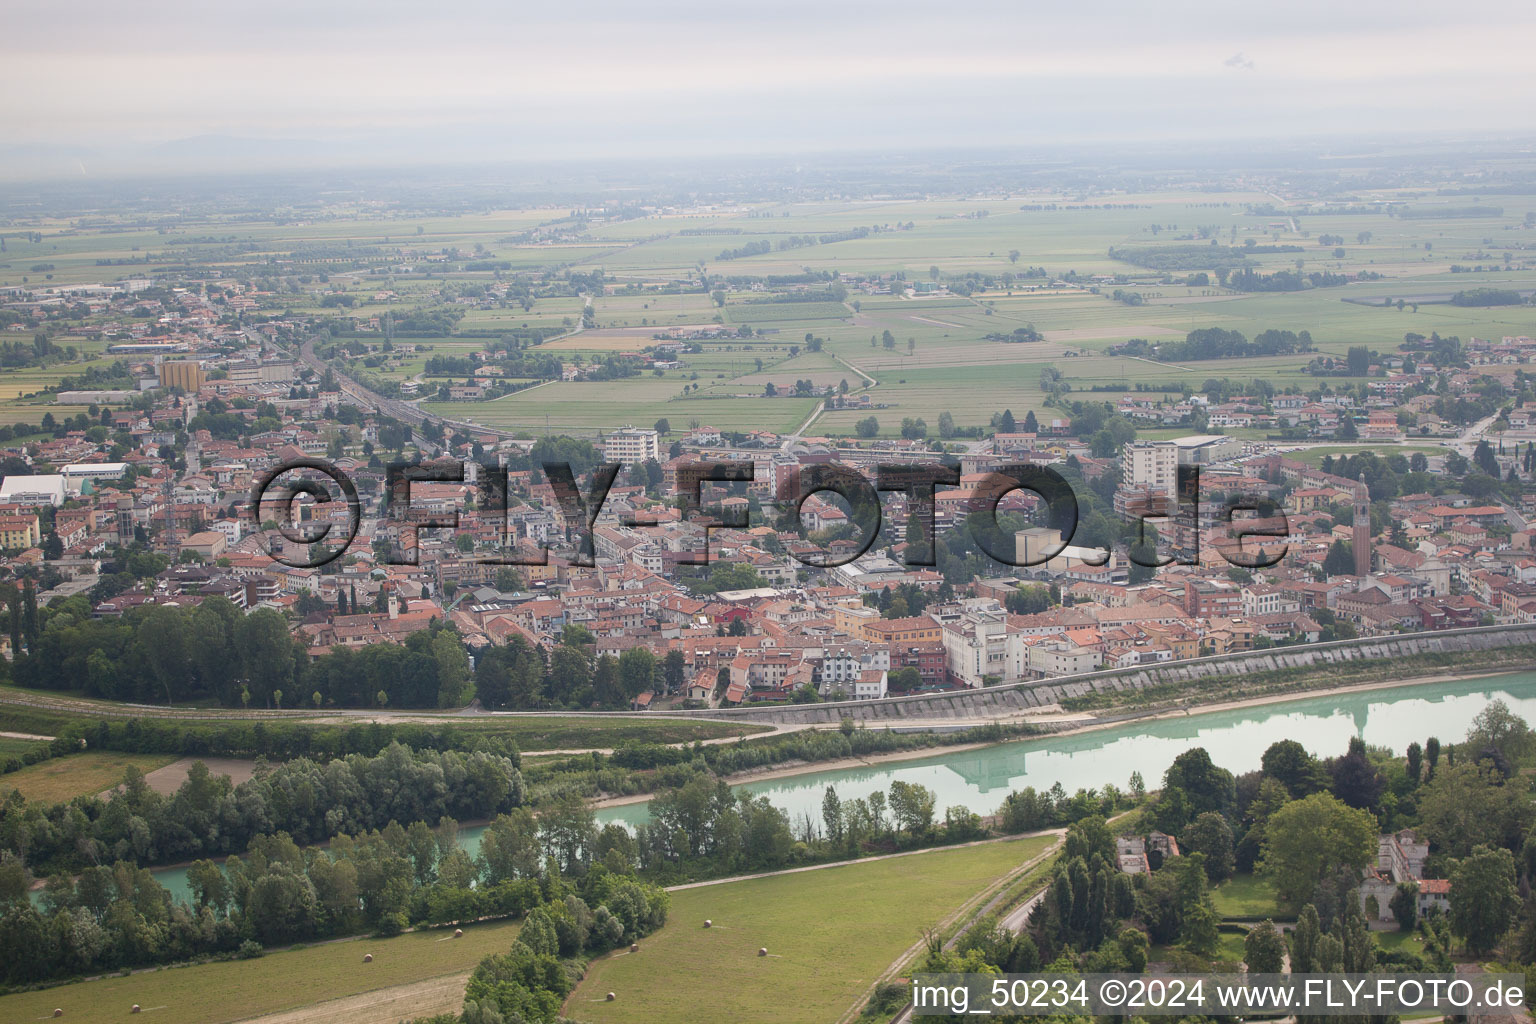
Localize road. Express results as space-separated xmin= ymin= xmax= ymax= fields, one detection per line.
xmin=290 ymin=333 xmax=510 ymax=445
xmin=781 ymin=349 xmax=879 ymax=450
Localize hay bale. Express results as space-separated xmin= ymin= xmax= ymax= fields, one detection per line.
xmin=131 ymin=1007 xmax=141 ymax=1015
xmin=453 ymin=928 xmax=463 ymax=938
xmin=606 ymin=992 xmax=616 ymax=1002
xmin=703 ymin=919 xmax=712 ymax=928
xmin=758 ymin=947 xmax=768 ymax=957
xmin=629 ymin=942 xmax=639 ymax=953
xmin=363 ymin=953 xmax=373 ymax=963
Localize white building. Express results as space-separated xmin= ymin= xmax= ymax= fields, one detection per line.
xmin=941 ymin=604 xmax=1029 ymax=686
xmin=0 ymin=474 xmax=67 ymax=507
xmin=1026 ymin=637 xmax=1103 ymax=678
xmin=851 ymin=669 xmax=889 ymax=700
xmin=62 ymin=462 xmax=128 ymax=481
xmin=1172 ymin=434 xmax=1240 ymax=466
xmin=816 ymin=644 xmax=891 ymax=695
xmin=603 ymin=425 xmax=661 ymax=465
xmin=1122 ymin=440 xmax=1179 ymax=497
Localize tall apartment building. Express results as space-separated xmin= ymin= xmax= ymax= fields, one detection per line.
xmin=1122 ymin=440 xmax=1178 ymax=498
xmin=603 ymin=425 xmax=661 ymax=464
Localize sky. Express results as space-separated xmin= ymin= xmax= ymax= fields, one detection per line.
xmin=4 ymin=0 xmax=1536 ymax=169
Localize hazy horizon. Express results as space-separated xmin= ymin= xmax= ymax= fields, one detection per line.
xmin=4 ymin=0 xmax=1536 ymax=179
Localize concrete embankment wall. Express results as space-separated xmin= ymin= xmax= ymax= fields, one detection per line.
xmin=660 ymin=624 xmax=1536 ymax=726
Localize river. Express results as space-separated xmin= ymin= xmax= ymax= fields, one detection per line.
xmin=139 ymin=671 xmax=1536 ymax=904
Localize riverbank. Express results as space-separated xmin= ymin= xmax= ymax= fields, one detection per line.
xmin=594 ymin=662 xmax=1536 ymax=804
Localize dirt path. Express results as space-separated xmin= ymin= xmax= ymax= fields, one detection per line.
xmin=137 ymin=756 xmax=260 ymax=796
xmin=231 ymin=972 xmax=470 ymax=1024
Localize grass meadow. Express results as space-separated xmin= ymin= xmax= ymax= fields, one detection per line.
xmin=569 ymin=835 xmax=1056 ymax=1024
xmin=0 ymin=752 xmax=178 ymax=802
xmin=0 ymin=918 xmax=522 ymax=1024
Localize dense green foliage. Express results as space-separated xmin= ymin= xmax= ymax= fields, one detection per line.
xmin=13 ymin=596 xmax=472 ymax=709
xmin=1 ymin=741 xmax=524 ymax=875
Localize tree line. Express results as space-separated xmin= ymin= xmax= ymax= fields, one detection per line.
xmin=1 ymin=741 xmax=524 ymax=877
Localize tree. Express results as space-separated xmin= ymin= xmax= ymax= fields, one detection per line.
xmin=1346 ymin=346 xmax=1371 ymax=375
xmin=618 ymin=647 xmax=656 ymax=699
xmin=539 ymin=792 xmax=597 ymax=875
xmin=1465 ymin=699 xmax=1536 ymax=765
xmin=1063 ymin=815 xmax=1116 ymax=864
xmin=855 ymin=416 xmax=879 ymax=438
xmin=1419 ymin=762 xmax=1536 ymax=858
xmin=662 ymin=649 xmax=686 ymax=694
xmin=822 ymin=787 xmax=844 ymax=846
xmin=1261 ymin=739 xmax=1327 ymax=797
xmin=478 ymin=809 xmax=543 ymax=884
xmin=1181 ymin=812 xmax=1235 ymax=882
xmin=888 ymin=781 xmax=936 ymax=839
xmin=654 ymin=418 xmax=670 ymax=435
xmin=592 ymin=655 xmax=623 ymax=707
xmin=1450 ymin=845 xmax=1519 ymax=955
xmin=1245 ymin=919 xmax=1285 ymax=973
xmin=1328 ymin=737 xmax=1385 ymax=812
xmin=1475 ymin=439 xmax=1500 ymax=477
xmin=547 ymin=644 xmax=591 ymax=705
xmin=1390 ymin=882 xmax=1418 ymax=931
xmin=1181 ymin=899 xmax=1220 ymax=956
xmin=1260 ymin=792 xmax=1377 ymax=909
xmin=1322 ymin=540 xmax=1356 ymax=576
xmin=1163 ymin=748 xmax=1234 ymax=819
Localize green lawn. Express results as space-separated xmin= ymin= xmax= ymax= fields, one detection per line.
xmin=0 ymin=696 xmax=772 ymax=755
xmin=0 ymin=735 xmax=47 ymax=759
xmin=0 ymin=918 xmax=521 ymax=1024
xmin=1211 ymin=873 xmax=1287 ymax=920
xmin=570 ymin=835 xmax=1056 ymax=1024
xmin=0 ymin=751 xmax=178 ymax=802
xmin=1374 ymin=926 xmax=1427 ymax=954
xmin=1287 ymin=443 xmax=1447 ymax=468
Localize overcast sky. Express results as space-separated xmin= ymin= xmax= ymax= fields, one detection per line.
xmin=5 ymin=0 xmax=1536 ymax=164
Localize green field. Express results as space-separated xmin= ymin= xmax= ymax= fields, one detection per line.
xmin=0 ymin=735 xmax=47 ymax=759
xmin=0 ymin=751 xmax=178 ymax=802
xmin=6 ymin=187 xmax=1536 ymax=441
xmin=427 ymin=383 xmax=817 ymax=437
xmin=0 ymin=692 xmax=774 ymax=753
xmin=569 ymin=835 xmax=1056 ymax=1024
xmin=0 ymin=918 xmax=522 ymax=1024
xmin=1286 ymin=443 xmax=1448 ymax=468
xmin=1212 ymin=872 xmax=1286 ymax=920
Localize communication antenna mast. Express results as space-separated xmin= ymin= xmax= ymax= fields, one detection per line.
xmin=161 ymin=475 xmax=178 ymax=554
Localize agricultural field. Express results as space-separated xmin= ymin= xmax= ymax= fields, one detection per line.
xmin=569 ymin=835 xmax=1056 ymax=1024
xmin=426 ymin=382 xmax=817 ymax=437
xmin=0 ymin=751 xmax=179 ymax=802
xmin=6 ymin=187 xmax=1536 ymax=444
xmin=0 ymin=918 xmax=522 ymax=1024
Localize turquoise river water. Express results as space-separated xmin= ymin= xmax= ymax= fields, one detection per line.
xmin=134 ymin=671 xmax=1536 ymax=904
